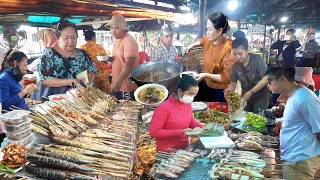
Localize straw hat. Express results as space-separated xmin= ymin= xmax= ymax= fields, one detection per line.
xmin=295 ymin=67 xmax=315 ymax=86
xmin=106 ymin=15 xmax=129 ymax=31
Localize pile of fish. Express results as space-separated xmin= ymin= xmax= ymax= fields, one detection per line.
xmin=207 ymin=132 xmax=282 ymax=180
xmin=228 ymin=131 xmax=278 ymax=151
xmin=25 ymin=84 xmax=143 ymax=179
xmin=207 ymin=149 xmax=234 ymax=161
xmin=29 ymin=85 xmax=119 ymax=139
xmin=208 ymin=151 xmax=268 ymax=179
xmin=151 ymin=150 xmax=199 ymax=178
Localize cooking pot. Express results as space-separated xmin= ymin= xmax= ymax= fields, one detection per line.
xmin=130 ymin=60 xmax=183 ymax=93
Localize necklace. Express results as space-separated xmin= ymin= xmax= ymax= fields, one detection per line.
xmin=67 ymin=52 xmax=72 ymax=58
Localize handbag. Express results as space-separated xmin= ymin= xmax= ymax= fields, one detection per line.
xmin=276 ymin=51 xmax=286 ymax=67
xmin=238 ymin=63 xmax=257 ymax=86
xmin=238 ymin=63 xmax=266 ymax=98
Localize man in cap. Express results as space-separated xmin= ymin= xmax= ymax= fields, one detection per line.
xmin=150 ymin=24 xmax=178 ymax=61
xmin=106 ymin=14 xmax=139 ymax=99
xmin=303 ymin=32 xmax=318 ymax=67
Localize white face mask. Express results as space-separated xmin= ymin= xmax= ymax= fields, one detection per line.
xmin=180 ymin=94 xmax=194 ymax=104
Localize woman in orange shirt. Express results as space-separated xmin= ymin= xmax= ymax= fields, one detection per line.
xmin=187 ymin=12 xmax=235 ymax=102
xmin=80 ymin=30 xmax=111 ymax=93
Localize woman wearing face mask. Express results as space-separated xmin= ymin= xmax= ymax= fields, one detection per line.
xmin=228 ymin=34 xmax=269 ymax=114
xmin=0 ymin=50 xmax=38 ymax=111
xmin=34 ymin=21 xmax=98 ymax=100
xmin=149 ymin=75 xmax=203 ymax=152
xmin=270 ymin=29 xmax=302 ymax=67
xmin=186 ymin=12 xmax=235 ymax=102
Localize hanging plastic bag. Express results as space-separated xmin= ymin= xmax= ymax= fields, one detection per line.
xmin=231 ymin=98 xmax=247 ymax=118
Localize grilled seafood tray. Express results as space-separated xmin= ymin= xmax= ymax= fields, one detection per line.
xmin=154 ymin=161 xmax=215 ymax=180
xmin=151 ymin=140 xmax=215 ymax=180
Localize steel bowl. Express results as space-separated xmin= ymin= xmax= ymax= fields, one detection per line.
xmin=130 ymin=60 xmax=183 ymax=93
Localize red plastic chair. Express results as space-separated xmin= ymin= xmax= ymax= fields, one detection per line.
xmin=138 ymin=51 xmax=150 ymax=64
xmin=316 ymin=52 xmax=320 ymax=73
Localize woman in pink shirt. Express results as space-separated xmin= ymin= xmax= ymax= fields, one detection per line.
xmin=150 ymin=75 xmax=203 ymax=152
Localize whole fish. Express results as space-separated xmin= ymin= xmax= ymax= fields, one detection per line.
xmin=36 ymin=150 xmax=94 ymax=164
xmin=25 ymin=164 xmax=66 ymax=180
xmin=26 ymin=154 xmax=93 ymax=173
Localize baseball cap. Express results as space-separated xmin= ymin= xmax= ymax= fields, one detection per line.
xmin=161 ymin=24 xmax=175 ymax=35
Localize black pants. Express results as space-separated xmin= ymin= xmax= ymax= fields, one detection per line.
xmin=302 ymin=58 xmax=316 ymax=67
xmin=112 ymin=92 xmax=135 ymax=100
xmin=194 ymin=81 xmax=226 ymax=102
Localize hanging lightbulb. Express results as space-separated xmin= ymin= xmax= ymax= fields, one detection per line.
xmin=227 ymin=0 xmax=239 ymax=11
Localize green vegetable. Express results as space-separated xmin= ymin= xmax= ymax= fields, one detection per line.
xmin=243 ymin=112 xmax=267 ymax=132
xmin=0 ymin=163 xmax=20 ymax=172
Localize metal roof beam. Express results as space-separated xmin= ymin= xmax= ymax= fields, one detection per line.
xmin=115 ymin=0 xmax=188 ymax=13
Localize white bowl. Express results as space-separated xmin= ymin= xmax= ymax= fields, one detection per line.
xmin=97 ymin=55 xmax=108 ymax=61
xmin=134 ymin=83 xmax=169 ymax=107
xmin=180 ymin=71 xmax=198 ymax=78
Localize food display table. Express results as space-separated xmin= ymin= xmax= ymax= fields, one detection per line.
xmin=0 ymin=90 xmax=291 ymax=180
xmin=146 ymin=100 xmax=284 ymax=180
xmin=0 ymin=86 xmax=143 ymax=180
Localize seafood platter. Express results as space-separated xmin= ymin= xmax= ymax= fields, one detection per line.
xmin=149 ymin=129 xmax=282 ymax=180
xmin=0 ymin=83 xmax=143 ymax=179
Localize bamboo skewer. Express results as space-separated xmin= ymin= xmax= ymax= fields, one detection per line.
xmin=262 ymin=170 xmax=284 ymax=172
xmin=267 ymin=163 xmax=285 ymax=166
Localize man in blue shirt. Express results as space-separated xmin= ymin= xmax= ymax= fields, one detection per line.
xmin=266 ymin=67 xmax=320 ymax=180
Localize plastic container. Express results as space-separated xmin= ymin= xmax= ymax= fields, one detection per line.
xmin=3 ymin=118 xmax=32 ymax=133
xmin=4 ymin=133 xmax=34 ymax=145
xmin=5 ymin=127 xmax=33 ymax=141
xmin=25 ymin=135 xmax=37 ymax=149
xmin=0 ymin=110 xmax=30 ymax=125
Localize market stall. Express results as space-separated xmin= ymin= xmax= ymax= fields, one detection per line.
xmin=132 ymin=89 xmax=286 ymax=180
xmin=0 ymin=77 xmax=303 ymax=180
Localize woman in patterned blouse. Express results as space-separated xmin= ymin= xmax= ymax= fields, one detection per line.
xmin=80 ymin=30 xmax=111 ymax=93
xmin=34 ymin=21 xmax=98 ymax=100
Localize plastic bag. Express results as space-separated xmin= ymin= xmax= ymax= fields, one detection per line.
xmin=231 ymin=99 xmax=247 ymax=118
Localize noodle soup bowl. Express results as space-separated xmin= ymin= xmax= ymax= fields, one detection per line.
xmin=134 ymin=83 xmax=169 ymax=107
